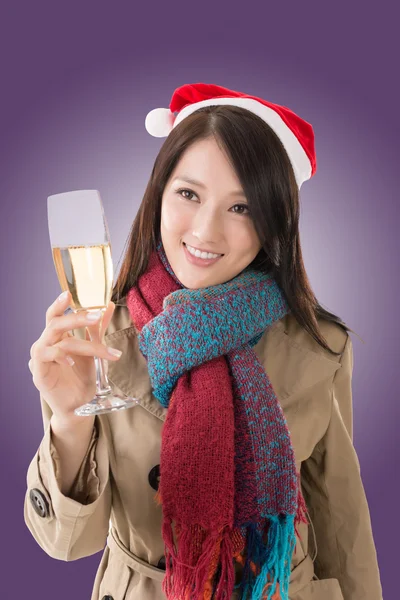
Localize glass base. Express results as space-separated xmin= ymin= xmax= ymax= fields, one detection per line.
xmin=74 ymin=393 xmax=140 ymax=416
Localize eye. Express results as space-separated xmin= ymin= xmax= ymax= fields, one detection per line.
xmin=176 ymin=188 xmax=197 ymax=201
xmin=176 ymin=188 xmax=250 ymax=216
xmin=231 ymin=204 xmax=251 ymax=216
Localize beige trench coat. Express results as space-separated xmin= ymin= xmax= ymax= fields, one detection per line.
xmin=24 ymin=298 xmax=383 ymax=600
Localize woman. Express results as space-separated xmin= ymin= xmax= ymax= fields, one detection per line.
xmin=24 ymin=83 xmax=383 ymax=600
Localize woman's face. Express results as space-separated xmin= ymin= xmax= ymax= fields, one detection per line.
xmin=160 ymin=136 xmax=262 ymax=289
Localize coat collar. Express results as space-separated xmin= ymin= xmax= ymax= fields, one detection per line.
xmin=104 ymin=300 xmax=342 ymax=422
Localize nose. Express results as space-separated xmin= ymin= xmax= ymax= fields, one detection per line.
xmin=191 ymin=206 xmax=223 ymax=248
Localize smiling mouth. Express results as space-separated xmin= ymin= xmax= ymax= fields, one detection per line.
xmin=183 ymin=242 xmax=224 ymax=257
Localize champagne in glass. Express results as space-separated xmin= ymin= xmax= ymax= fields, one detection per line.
xmin=47 ymin=189 xmax=139 ymax=416
xmin=52 ymin=243 xmax=113 ymax=312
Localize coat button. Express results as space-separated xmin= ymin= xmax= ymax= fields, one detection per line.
xmin=148 ymin=464 xmax=160 ymax=491
xmin=157 ymin=556 xmax=166 ymax=570
xmin=29 ymin=488 xmax=50 ymax=518
xmin=157 ymin=555 xmax=172 ymax=570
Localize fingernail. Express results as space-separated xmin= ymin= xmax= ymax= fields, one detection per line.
xmin=86 ymin=310 xmax=102 ymax=321
xmin=107 ymin=347 xmax=122 ymax=357
xmin=65 ymin=355 xmax=75 ymax=366
xmin=58 ymin=290 xmax=69 ymax=302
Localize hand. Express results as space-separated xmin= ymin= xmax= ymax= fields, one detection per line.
xmin=28 ymin=291 xmax=122 ymax=423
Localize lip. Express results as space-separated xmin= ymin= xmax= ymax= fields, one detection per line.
xmin=183 ymin=242 xmax=224 ymax=267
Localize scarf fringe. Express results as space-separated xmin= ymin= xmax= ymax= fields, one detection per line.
xmin=251 ymin=514 xmax=296 ymax=600
xmin=212 ymin=528 xmax=235 ymax=600
xmin=160 ymin=513 xmax=297 ymax=600
xmin=294 ymin=475 xmax=310 ymax=537
xmin=161 ymin=518 xmax=236 ymax=600
xmin=157 ymin=480 xmax=308 ymax=600
xmin=238 ymin=523 xmax=266 ymax=599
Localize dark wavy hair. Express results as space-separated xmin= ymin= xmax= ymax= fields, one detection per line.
xmin=112 ymin=105 xmax=355 ymax=356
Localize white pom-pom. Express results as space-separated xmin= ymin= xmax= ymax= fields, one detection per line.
xmin=145 ymin=108 xmax=174 ymax=137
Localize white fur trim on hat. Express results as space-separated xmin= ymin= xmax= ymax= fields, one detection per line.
xmin=145 ymin=108 xmax=175 ymax=137
xmin=145 ymin=98 xmax=311 ymax=188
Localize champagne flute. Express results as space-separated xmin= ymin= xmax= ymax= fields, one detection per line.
xmin=47 ymin=189 xmax=139 ymax=416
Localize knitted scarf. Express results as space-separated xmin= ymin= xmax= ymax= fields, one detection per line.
xmin=126 ymin=238 xmax=309 ymax=600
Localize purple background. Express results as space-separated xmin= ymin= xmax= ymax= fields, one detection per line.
xmin=1 ymin=2 xmax=397 ymax=598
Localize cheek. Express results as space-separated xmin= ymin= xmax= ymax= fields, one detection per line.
xmin=161 ymin=197 xmax=191 ymax=234
xmin=161 ymin=199 xmax=180 ymax=232
xmin=226 ymin=224 xmax=259 ymax=254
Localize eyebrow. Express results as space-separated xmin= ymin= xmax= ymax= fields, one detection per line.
xmin=172 ymin=176 xmax=246 ymax=198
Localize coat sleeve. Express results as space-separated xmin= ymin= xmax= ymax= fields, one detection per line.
xmin=300 ymin=333 xmax=384 ymax=600
xmin=24 ymin=326 xmax=112 ymax=561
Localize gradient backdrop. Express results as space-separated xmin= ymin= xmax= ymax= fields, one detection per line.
xmin=1 ymin=2 xmax=397 ymax=598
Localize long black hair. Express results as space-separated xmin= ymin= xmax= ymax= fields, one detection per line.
xmin=112 ymin=105 xmax=355 ymax=356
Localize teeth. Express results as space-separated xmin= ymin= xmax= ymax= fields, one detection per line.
xmin=186 ymin=243 xmax=222 ymax=260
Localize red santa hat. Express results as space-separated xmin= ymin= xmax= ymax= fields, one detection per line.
xmin=145 ymin=83 xmax=316 ymax=189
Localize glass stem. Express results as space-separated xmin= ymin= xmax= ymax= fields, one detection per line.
xmin=86 ymin=310 xmax=112 ymax=397
xmin=94 ymin=356 xmax=112 ymax=396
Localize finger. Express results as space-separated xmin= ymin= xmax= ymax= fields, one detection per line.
xmin=85 ymin=301 xmax=115 ymax=343
xmin=33 ymin=346 xmax=76 ymax=374
xmin=30 ymin=340 xmax=38 ymax=359
xmin=30 ymin=327 xmax=73 ymax=359
xmin=56 ymin=337 xmax=122 ymax=361
xmin=100 ymin=301 xmax=115 ymax=337
xmin=45 ymin=290 xmax=72 ymax=327
xmin=40 ymin=310 xmax=103 ymax=349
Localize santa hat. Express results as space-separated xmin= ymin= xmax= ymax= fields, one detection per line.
xmin=145 ymin=83 xmax=316 ymax=189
